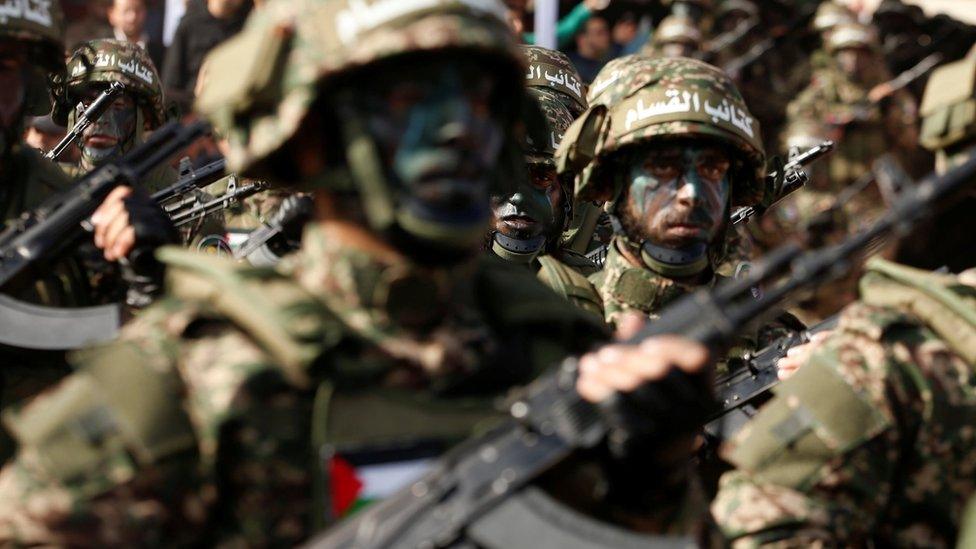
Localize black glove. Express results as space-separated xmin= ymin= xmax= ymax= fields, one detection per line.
xmin=119 ymin=190 xmax=179 ymax=308
xmin=597 ymin=369 xmax=716 ymax=510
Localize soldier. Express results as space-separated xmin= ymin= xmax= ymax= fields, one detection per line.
xmin=641 ymin=15 xmax=702 ymax=59
xmin=0 ymin=0 xmax=608 ymax=545
xmin=558 ymin=56 xmax=774 ymax=328
xmin=579 ymin=45 xmax=976 ymax=546
xmin=662 ymin=0 xmax=713 ymax=29
xmin=787 ymin=23 xmax=918 ymax=226
xmin=0 ymin=3 xmax=174 ymax=450
xmin=53 ymin=38 xmax=176 ymax=193
xmin=489 ymin=49 xmax=603 ymax=317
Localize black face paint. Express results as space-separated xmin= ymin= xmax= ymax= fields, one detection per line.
xmin=79 ymin=92 xmax=138 ymax=169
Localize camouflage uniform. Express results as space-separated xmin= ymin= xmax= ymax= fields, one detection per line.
xmin=557 ymin=56 xmax=770 ymax=327
xmin=54 ymin=39 xmax=176 ymax=194
xmin=0 ymin=1 xmax=607 ymax=545
xmin=710 ymin=45 xmax=976 ymax=547
xmin=0 ymin=2 xmax=101 ymax=420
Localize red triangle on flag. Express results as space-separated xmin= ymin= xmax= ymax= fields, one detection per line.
xmin=330 ymin=455 xmax=363 ymax=516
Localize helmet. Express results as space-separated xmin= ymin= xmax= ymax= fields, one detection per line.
xmin=813 ymin=2 xmax=855 ymax=33
xmin=650 ymin=15 xmax=702 ymax=48
xmin=825 ymin=22 xmax=881 ymax=54
xmin=717 ymin=0 xmax=758 ymax=21
xmin=520 ymin=44 xmax=587 ymax=117
xmin=0 ymin=0 xmax=66 ymax=116
xmin=919 ymin=46 xmax=976 ymax=170
xmin=556 ymin=56 xmax=765 ymax=207
xmin=196 ymin=0 xmax=522 ymax=179
xmin=525 ymin=87 xmax=574 ymax=166
xmin=54 ymin=39 xmax=165 ymax=126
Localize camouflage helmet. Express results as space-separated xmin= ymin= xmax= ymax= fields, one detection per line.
xmin=54 ymin=39 xmax=165 ymax=126
xmin=650 ymin=15 xmax=702 ymax=48
xmin=813 ymin=2 xmax=855 ymax=33
xmin=520 ymin=44 xmax=587 ymax=118
xmin=556 ymin=56 xmax=765 ymax=207
xmin=524 ymin=87 xmax=574 ymax=165
xmin=0 ymin=0 xmax=64 ymax=71
xmin=717 ymin=0 xmax=758 ymax=20
xmin=196 ymin=0 xmax=523 ymax=179
xmin=919 ymin=45 xmax=976 ymax=171
xmin=0 ymin=1 xmax=66 ymax=117
xmin=825 ymin=22 xmax=881 ymax=54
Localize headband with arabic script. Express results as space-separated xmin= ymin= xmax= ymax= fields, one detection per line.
xmin=524 ymin=62 xmax=586 ymax=114
xmin=607 ymin=86 xmax=763 ymax=159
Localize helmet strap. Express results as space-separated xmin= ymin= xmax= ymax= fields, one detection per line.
xmin=491 ymin=232 xmax=546 ymax=264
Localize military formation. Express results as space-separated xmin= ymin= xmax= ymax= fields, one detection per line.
xmin=0 ymin=0 xmax=975 ymax=546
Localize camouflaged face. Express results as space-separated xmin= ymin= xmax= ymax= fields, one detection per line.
xmin=525 ymin=87 xmax=574 ymax=163
xmin=56 ymin=39 xmax=165 ymax=126
xmin=196 ymin=0 xmax=522 ymax=178
xmin=520 ymin=44 xmax=587 ymax=117
xmin=0 ymin=0 xmax=64 ymax=71
xmin=560 ymin=56 xmax=766 ymax=206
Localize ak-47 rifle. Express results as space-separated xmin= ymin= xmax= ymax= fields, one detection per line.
xmin=722 ymin=5 xmax=818 ymax=80
xmin=701 ymin=17 xmax=761 ymax=63
xmin=304 ymin=151 xmax=976 ymax=549
xmin=151 ymin=157 xmax=227 ymax=204
xmin=45 ymin=81 xmax=125 ymax=161
xmin=833 ymin=53 xmax=946 ymax=126
xmin=165 ymin=174 xmax=268 ymax=228
xmin=731 ymin=140 xmax=834 ymax=225
xmin=0 ymin=120 xmax=209 ymax=289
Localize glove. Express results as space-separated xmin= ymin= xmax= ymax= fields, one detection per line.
xmin=119 ymin=190 xmax=179 ymax=308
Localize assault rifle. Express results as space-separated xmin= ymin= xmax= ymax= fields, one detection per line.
xmin=151 ymin=157 xmax=227 ymax=204
xmin=166 ymin=174 xmax=268 ymax=228
xmin=832 ymin=53 xmax=946 ymax=126
xmin=731 ymin=140 xmax=834 ymax=225
xmin=305 ymin=151 xmax=976 ymax=549
xmin=45 ymin=81 xmax=125 ymax=161
xmin=0 ymin=121 xmax=209 ymax=289
xmin=722 ymin=5 xmax=818 ymax=80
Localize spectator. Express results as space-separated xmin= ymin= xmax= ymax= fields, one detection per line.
xmin=64 ymin=0 xmax=113 ymax=50
xmin=24 ymin=116 xmax=67 ymax=156
xmin=569 ymin=15 xmax=616 ymax=83
xmin=162 ymin=0 xmax=252 ymax=110
xmin=613 ymin=10 xmax=652 ymax=56
xmin=108 ymin=0 xmax=166 ymax=69
xmin=519 ymin=0 xmax=610 ymax=49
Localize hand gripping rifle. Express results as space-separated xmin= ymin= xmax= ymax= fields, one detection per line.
xmin=45 ymin=81 xmax=125 ymax=161
xmin=0 ymin=121 xmax=209 ymax=290
xmin=304 ymin=152 xmax=976 ymax=549
xmin=731 ymin=140 xmax=834 ymax=226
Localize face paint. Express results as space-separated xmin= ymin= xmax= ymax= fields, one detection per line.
xmin=834 ymin=48 xmax=872 ymax=84
xmin=79 ymin=92 xmax=138 ymax=169
xmin=490 ymin=167 xmax=553 ymax=241
xmin=356 ymin=58 xmax=506 ymax=232
xmin=623 ymin=143 xmax=731 ymax=249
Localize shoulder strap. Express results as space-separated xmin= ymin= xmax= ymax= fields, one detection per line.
xmin=536 ymin=255 xmax=605 ymax=319
xmin=860 ymin=258 xmax=976 ymax=365
xmin=158 ymin=246 xmax=342 ymax=388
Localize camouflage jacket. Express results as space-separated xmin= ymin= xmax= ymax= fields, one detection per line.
xmin=713 ymin=259 xmax=976 ymax=546
xmin=0 ymin=147 xmax=96 ymax=415
xmin=0 ymin=224 xmax=608 ymax=546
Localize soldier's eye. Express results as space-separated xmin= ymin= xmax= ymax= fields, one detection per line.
xmin=644 ymin=158 xmax=680 ymax=180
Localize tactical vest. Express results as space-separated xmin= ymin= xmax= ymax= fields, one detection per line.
xmin=535 ymin=254 xmax=604 ymax=319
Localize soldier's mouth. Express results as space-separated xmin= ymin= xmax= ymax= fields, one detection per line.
xmin=85 ymin=134 xmax=119 ymax=148
xmin=665 ymin=222 xmax=705 ymax=237
xmin=501 ymin=215 xmax=539 ymax=231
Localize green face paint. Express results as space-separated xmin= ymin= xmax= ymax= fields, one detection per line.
xmin=623 ymin=143 xmax=731 ymax=249
xmin=79 ymin=90 xmax=138 ymax=169
xmin=353 ymin=57 xmax=507 ymax=240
